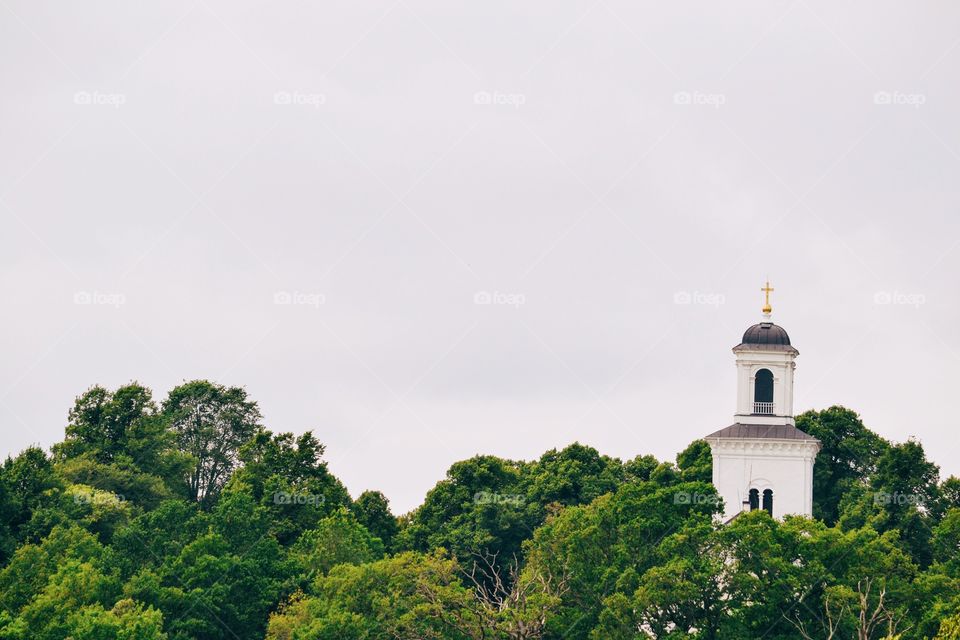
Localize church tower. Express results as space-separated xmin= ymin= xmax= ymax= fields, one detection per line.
xmin=705 ymin=283 xmax=821 ymax=521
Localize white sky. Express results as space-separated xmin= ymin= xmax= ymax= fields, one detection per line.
xmin=1 ymin=1 xmax=959 ymax=514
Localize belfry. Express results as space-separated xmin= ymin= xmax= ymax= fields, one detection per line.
xmin=704 ymin=282 xmax=821 ymax=521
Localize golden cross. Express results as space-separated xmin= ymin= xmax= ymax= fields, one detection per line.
xmin=761 ymin=280 xmax=774 ymax=314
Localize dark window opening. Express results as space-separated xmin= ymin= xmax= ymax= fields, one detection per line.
xmin=762 ymin=489 xmax=773 ymax=515
xmin=749 ymin=488 xmax=759 ymax=511
xmin=754 ymin=369 xmax=774 ymax=403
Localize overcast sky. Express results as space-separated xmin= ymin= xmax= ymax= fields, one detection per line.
xmin=1 ymin=1 xmax=958 ymax=514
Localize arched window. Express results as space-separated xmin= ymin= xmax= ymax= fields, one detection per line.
xmin=749 ymin=488 xmax=759 ymax=511
xmin=754 ymin=368 xmax=774 ymax=414
xmin=762 ymin=489 xmax=773 ymax=515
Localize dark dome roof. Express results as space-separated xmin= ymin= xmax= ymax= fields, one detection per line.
xmin=741 ymin=322 xmax=791 ymax=346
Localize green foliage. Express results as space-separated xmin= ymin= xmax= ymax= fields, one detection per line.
xmin=57 ymin=384 xmax=157 ymax=463
xmin=1 ymin=446 xmax=58 ymax=546
xmin=266 ymin=552 xmax=472 ymax=640
xmin=60 ymin=599 xmax=167 ymax=640
xmin=396 ymin=443 xmax=626 ymax=572
xmin=0 ymin=524 xmax=171 ymax=640
xmin=3 ymin=391 xmax=960 ymax=640
xmin=53 ymin=384 xmax=191 ymax=510
xmin=523 ymin=479 xmax=722 ymax=637
xmin=396 ymin=454 xmax=532 ymax=559
xmin=796 ymin=406 xmax=889 ymax=524
xmin=351 ymin=490 xmax=399 ymax=552
xmin=292 ymin=507 xmax=385 ymax=579
xmin=162 ymin=380 xmax=263 ymax=506
xmin=937 ymin=476 xmax=960 ymax=515
xmin=676 ymin=439 xmax=712 ymax=483
xmin=526 ymin=442 xmax=624 ymax=507
xmin=0 ymin=524 xmax=108 ymax=615
xmin=225 ymin=429 xmax=351 ymax=544
xmin=937 ymin=614 xmax=960 ymax=639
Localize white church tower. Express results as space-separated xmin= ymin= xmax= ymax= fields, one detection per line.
xmin=705 ymin=282 xmax=821 ymax=521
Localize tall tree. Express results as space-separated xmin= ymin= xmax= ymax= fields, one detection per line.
xmin=676 ymin=440 xmax=713 ymax=483
xmin=225 ymin=429 xmax=351 ymax=544
xmin=2 ymin=447 xmax=58 ymax=545
xmin=162 ymin=381 xmax=262 ymax=506
xmin=54 ymin=383 xmax=188 ymax=508
xmin=351 ymin=490 xmax=399 ymax=553
xmin=57 ymin=383 xmax=157 ymax=463
xmin=795 ymin=406 xmax=888 ymax=524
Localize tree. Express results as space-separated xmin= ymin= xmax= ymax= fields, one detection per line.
xmin=796 ymin=406 xmax=888 ymax=525
xmin=933 ymin=476 xmax=960 ymax=521
xmin=593 ymin=512 xmax=806 ymax=640
xmin=0 ymin=464 xmax=17 ymax=564
xmin=110 ymin=499 xmax=210 ymax=579
xmin=0 ymin=524 xmax=173 ymax=640
xmin=936 ymin=614 xmax=960 ymax=639
xmin=525 ymin=443 xmax=623 ymax=508
xmin=128 ymin=529 xmax=294 ymax=640
xmin=266 ymin=552 xmax=474 ymax=640
xmin=57 ymin=384 xmax=157 ymax=464
xmin=397 ymin=444 xmax=626 ymax=571
xmin=456 ymin=550 xmax=569 ymax=640
xmin=0 ymin=524 xmax=108 ymax=615
xmin=395 ymin=454 xmax=534 ymax=563
xmin=293 ymin=508 xmax=385 ymax=580
xmin=838 ymin=439 xmax=940 ymax=567
xmin=162 ymin=381 xmax=262 ymax=506
xmin=53 ymin=384 xmax=190 ymax=508
xmin=351 ymin=490 xmax=399 ymax=552
xmin=676 ymin=440 xmax=713 ymax=483
xmin=224 ymin=429 xmax=350 ymax=544
xmin=267 ymin=550 xmax=567 ymax=640
xmin=523 ymin=479 xmax=721 ymax=639
xmin=63 ymin=599 xmax=167 ymax=640
xmin=2 ymin=446 xmax=58 ymax=543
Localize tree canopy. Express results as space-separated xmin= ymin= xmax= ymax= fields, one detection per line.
xmin=2 ymin=386 xmax=959 ymax=640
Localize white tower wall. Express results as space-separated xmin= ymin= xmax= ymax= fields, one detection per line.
xmin=704 ymin=300 xmax=820 ymax=522
xmin=709 ymin=438 xmax=818 ymax=520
